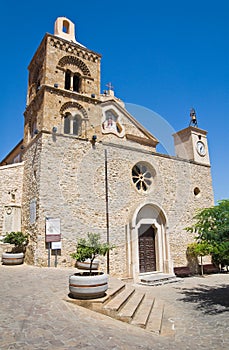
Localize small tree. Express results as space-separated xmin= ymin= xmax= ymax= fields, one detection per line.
xmin=211 ymin=241 xmax=229 ymax=271
xmin=70 ymin=233 xmax=114 ymax=275
xmin=3 ymin=231 xmax=28 ymax=253
xmin=186 ymin=199 xmax=229 ymax=271
xmin=187 ymin=242 xmax=213 ymax=275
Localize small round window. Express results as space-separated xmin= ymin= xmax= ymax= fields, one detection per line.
xmin=132 ymin=163 xmax=153 ymax=192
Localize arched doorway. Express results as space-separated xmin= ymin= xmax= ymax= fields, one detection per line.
xmin=128 ymin=202 xmax=173 ymax=281
xmin=138 ymin=224 xmax=156 ymax=273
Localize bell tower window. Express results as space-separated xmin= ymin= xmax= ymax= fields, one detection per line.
xmin=64 ymin=70 xmax=81 ymax=92
xmin=65 ymin=70 xmax=71 ymax=90
xmin=63 ymin=113 xmax=82 ymax=136
xmin=63 ymin=20 xmax=70 ymax=34
xmin=30 ymin=119 xmax=38 ymax=138
xmin=73 ymin=115 xmax=81 ymax=135
xmin=64 ymin=113 xmax=71 ymax=134
xmin=73 ymin=74 xmax=80 ymax=92
xmin=36 ymin=80 xmax=41 ymax=93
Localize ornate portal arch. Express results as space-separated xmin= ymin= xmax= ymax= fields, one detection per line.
xmin=128 ymin=202 xmax=173 ymax=281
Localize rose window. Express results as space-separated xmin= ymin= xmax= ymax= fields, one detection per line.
xmin=132 ymin=163 xmax=153 ymax=192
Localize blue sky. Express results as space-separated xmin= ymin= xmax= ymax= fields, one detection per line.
xmin=0 ymin=0 xmax=228 ymax=202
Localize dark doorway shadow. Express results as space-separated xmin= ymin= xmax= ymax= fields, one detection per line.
xmin=178 ymin=284 xmax=229 ymax=315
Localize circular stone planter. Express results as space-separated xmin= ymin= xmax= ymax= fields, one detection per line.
xmin=69 ymin=272 xmax=108 ymax=299
xmin=76 ymin=259 xmax=99 ymax=270
xmin=2 ymin=252 xmax=24 ymax=265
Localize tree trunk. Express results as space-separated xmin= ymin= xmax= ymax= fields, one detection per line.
xmin=200 ymin=256 xmax=204 ymax=276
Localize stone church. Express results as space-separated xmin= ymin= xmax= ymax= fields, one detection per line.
xmin=0 ymin=17 xmax=214 ymax=281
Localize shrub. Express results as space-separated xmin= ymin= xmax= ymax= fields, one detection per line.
xmin=3 ymin=231 xmax=28 ymax=251
xmin=71 ymin=233 xmax=114 ymax=275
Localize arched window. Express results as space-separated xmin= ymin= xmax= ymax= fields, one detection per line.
xmin=36 ymin=80 xmax=41 ymax=93
xmin=63 ymin=20 xmax=70 ymax=34
xmin=73 ymin=115 xmax=81 ymax=135
xmin=63 ymin=113 xmax=82 ymax=136
xmin=65 ymin=70 xmax=71 ymax=90
xmin=64 ymin=113 xmax=71 ymax=134
xmin=73 ymin=74 xmax=80 ymax=92
xmin=30 ymin=119 xmax=38 ymax=138
xmin=64 ymin=70 xmax=81 ymax=92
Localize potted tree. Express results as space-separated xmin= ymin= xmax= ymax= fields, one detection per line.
xmin=1 ymin=231 xmax=28 ymax=265
xmin=69 ymin=233 xmax=114 ymax=299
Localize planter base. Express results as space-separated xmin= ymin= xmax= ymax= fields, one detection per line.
xmin=76 ymin=259 xmax=99 ymax=270
xmin=69 ymin=272 xmax=108 ymax=299
xmin=2 ymin=252 xmax=24 ymax=265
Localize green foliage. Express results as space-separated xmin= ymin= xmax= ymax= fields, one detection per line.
xmin=3 ymin=232 xmax=28 ymax=249
xmin=187 ymin=242 xmax=213 ymax=257
xmin=185 ymin=199 xmax=229 ymax=268
xmin=211 ymin=241 xmax=229 ymax=267
xmin=71 ymin=233 xmax=115 ymax=274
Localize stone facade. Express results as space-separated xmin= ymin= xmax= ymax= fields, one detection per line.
xmin=0 ymin=163 xmax=24 ymax=235
xmin=0 ymin=17 xmax=214 ymax=280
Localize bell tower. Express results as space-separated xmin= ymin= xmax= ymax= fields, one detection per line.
xmin=23 ymin=17 xmax=102 ymax=146
xmin=173 ymin=109 xmax=210 ymax=165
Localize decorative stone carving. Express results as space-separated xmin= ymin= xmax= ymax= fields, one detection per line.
xmin=3 ymin=205 xmax=21 ymax=235
xmin=101 ymin=106 xmax=125 ymax=138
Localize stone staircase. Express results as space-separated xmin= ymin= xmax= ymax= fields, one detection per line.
xmin=139 ymin=273 xmax=181 ymax=286
xmin=66 ymin=276 xmax=176 ymax=336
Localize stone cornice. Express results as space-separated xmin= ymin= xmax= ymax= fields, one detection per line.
xmin=126 ymin=134 xmax=158 ymax=148
xmin=28 ymin=33 xmax=101 ymax=72
xmin=44 ymin=85 xmax=101 ymax=105
xmin=24 ymin=85 xmax=101 ymax=118
xmin=48 ymin=34 xmax=101 ymax=62
xmin=100 ymin=141 xmax=211 ymax=168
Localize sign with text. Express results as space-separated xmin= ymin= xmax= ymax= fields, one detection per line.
xmin=45 ymin=218 xmax=61 ymax=242
xmin=51 ymin=241 xmax=62 ymax=250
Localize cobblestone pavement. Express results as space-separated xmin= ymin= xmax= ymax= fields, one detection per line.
xmin=0 ymin=265 xmax=228 ymax=350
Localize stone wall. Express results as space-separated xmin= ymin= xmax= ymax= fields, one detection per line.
xmin=21 ymin=136 xmax=43 ymax=265
xmin=22 ymin=132 xmax=214 ymax=275
xmin=0 ymin=163 xmax=24 ymax=235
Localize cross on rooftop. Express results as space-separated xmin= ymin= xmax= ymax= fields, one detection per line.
xmin=106 ymin=82 xmax=114 ymax=91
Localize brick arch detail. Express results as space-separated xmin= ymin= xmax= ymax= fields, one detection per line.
xmin=58 ymin=56 xmax=91 ymax=76
xmin=60 ymin=102 xmax=88 ymax=118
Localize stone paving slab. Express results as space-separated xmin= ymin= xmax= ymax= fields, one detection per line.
xmin=0 ymin=264 xmax=228 ymax=350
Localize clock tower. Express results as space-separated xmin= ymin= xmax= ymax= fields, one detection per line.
xmin=173 ymin=125 xmax=210 ymax=166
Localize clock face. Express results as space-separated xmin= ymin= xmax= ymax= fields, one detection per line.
xmin=196 ymin=141 xmax=206 ymax=156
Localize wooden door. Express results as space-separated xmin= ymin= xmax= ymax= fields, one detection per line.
xmin=138 ymin=225 xmax=156 ymax=273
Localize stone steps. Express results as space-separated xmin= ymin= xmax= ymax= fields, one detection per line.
xmin=103 ymin=286 xmax=135 ymax=317
xmin=139 ymin=273 xmax=181 ymax=286
xmin=66 ymin=276 xmax=175 ymax=336
xmin=101 ymin=285 xmax=167 ymax=335
xmin=131 ymin=293 xmax=155 ymax=328
xmin=117 ymin=290 xmax=145 ymax=323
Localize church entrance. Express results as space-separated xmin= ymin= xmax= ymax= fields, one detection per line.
xmin=128 ymin=203 xmax=173 ymax=281
xmin=138 ymin=224 xmax=156 ymax=273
